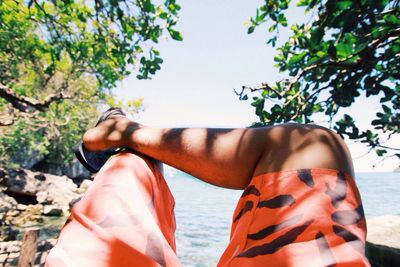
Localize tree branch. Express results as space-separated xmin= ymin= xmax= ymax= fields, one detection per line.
xmin=285 ymin=28 xmax=400 ymax=92
xmin=0 ymin=83 xmax=71 ymax=113
xmin=375 ymin=144 xmax=400 ymax=151
xmin=234 ymin=83 xmax=284 ymax=100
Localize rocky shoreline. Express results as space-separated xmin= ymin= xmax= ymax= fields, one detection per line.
xmin=366 ymin=215 xmax=400 ymax=267
xmin=0 ymin=238 xmax=56 ymax=266
xmin=1 ymin=167 xmax=92 ymax=266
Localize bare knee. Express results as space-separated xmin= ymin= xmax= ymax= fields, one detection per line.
xmin=297 ymin=126 xmax=354 ymax=176
xmin=254 ymin=124 xmax=354 ymax=177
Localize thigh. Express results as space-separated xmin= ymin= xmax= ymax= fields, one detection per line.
xmin=46 ymin=153 xmax=181 ymax=267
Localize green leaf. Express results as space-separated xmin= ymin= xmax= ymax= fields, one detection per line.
xmin=382 ymin=105 xmax=391 ymax=114
xmin=268 ymin=24 xmax=277 ymax=33
xmin=255 ymin=9 xmax=266 ymax=23
xmin=288 ymin=51 xmax=307 ymax=65
xmin=334 ymin=1 xmax=352 ymax=10
xmin=310 ymin=27 xmax=324 ymax=46
xmin=383 ymin=14 xmax=398 ymax=25
xmin=251 ymin=98 xmax=264 ymax=108
xmin=168 ymin=29 xmax=183 ymax=41
xmin=159 ymin=12 xmax=168 ymax=19
xmin=142 ymin=0 xmax=154 ymax=12
xmin=375 ymin=149 xmax=387 ymax=157
xmin=297 ymin=0 xmax=310 ymax=7
xmin=277 ymin=14 xmax=288 ymax=26
xmin=248 ymin=26 xmax=255 ymax=34
xmin=336 ymin=33 xmax=356 ymax=58
xmin=316 ymin=51 xmax=325 ymax=57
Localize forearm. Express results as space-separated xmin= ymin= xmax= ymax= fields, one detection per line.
xmin=126 ymin=125 xmax=268 ymax=189
xmin=83 ymin=117 xmax=355 ymax=187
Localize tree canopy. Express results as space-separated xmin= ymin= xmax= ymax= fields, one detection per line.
xmin=1 ymin=0 xmax=399 ymax=170
xmin=1 ymin=0 xmax=181 ymax=117
xmin=0 ymin=0 xmax=182 ymax=169
xmin=237 ymin=0 xmax=399 ymax=162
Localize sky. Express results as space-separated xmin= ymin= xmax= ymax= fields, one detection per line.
xmin=114 ymin=0 xmax=399 ymax=172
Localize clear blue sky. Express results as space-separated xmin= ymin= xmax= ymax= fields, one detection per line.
xmin=114 ymin=0 xmax=399 ymax=172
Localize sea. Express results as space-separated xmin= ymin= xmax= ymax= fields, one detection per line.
xmin=163 ymin=170 xmax=400 ymax=267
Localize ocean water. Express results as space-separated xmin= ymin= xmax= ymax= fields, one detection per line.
xmin=164 ymin=170 xmax=400 ymax=267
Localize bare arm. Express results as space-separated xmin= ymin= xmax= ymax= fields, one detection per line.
xmin=83 ymin=119 xmax=354 ymax=189
xmin=125 ymin=126 xmax=267 ymax=189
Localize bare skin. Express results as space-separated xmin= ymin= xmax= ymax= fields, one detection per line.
xmin=83 ymin=117 xmax=354 ymax=189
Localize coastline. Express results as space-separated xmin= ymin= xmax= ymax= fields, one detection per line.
xmin=366 ymin=215 xmax=400 ymax=267
xmin=1 ymin=169 xmax=399 ymax=266
xmin=1 ymin=215 xmax=399 ymax=266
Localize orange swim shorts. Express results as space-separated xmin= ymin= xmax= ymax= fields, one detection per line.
xmin=217 ymin=168 xmax=370 ymax=267
xmin=46 ymin=153 xmax=370 ymax=266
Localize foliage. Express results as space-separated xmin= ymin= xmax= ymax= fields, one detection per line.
xmin=0 ymin=51 xmax=144 ymax=168
xmin=1 ymin=0 xmax=181 ymax=88
xmin=239 ymin=0 xmax=400 ymax=160
xmin=0 ymin=0 xmax=181 ymax=169
xmin=0 ymin=69 xmax=98 ymax=167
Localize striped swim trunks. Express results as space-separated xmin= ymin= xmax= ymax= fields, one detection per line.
xmin=46 ymin=153 xmax=370 ymax=266
xmin=217 ymin=169 xmax=370 ymax=266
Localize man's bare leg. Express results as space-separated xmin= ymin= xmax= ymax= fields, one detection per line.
xmin=83 ymin=117 xmax=354 ymax=189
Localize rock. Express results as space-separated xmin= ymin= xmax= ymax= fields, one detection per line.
xmin=366 ymin=215 xmax=400 ymax=267
xmin=0 ymin=241 xmax=20 ymax=254
xmin=10 ymin=147 xmax=45 ymax=169
xmin=33 ymin=158 xmax=91 ymax=180
xmin=0 ymin=227 xmax=19 ymax=242
xmin=16 ymin=204 xmax=27 ymax=211
xmin=43 ymin=206 xmax=63 ymax=216
xmin=394 ymin=166 xmax=400 ymax=173
xmin=5 ymin=205 xmax=44 ymax=227
xmin=69 ymin=197 xmax=82 ymax=210
xmin=3 ymin=252 xmax=19 ymax=266
xmin=0 ymin=193 xmax=18 ymax=227
xmin=0 ymin=192 xmax=17 ymax=213
xmin=0 ymin=239 xmax=56 ymax=267
xmin=33 ymin=161 xmax=64 ymax=176
xmin=37 ymin=239 xmax=56 ymax=252
xmin=7 ymin=210 xmax=20 ymax=217
xmin=0 ymin=241 xmax=21 ymax=266
xmin=34 ymin=251 xmax=49 ymax=266
xmin=367 ymin=215 xmax=400 ymax=249
xmin=1 ymin=168 xmax=80 ymax=213
xmin=0 ymin=254 xmax=7 ymax=264
xmin=36 ymin=191 xmax=53 ymax=205
xmin=26 ymin=204 xmax=43 ymax=214
xmin=34 ymin=173 xmax=46 ymax=181
xmin=63 ymin=159 xmax=90 ymax=179
xmin=75 ymin=188 xmax=87 ymax=194
xmin=79 ymin=179 xmax=93 ymax=191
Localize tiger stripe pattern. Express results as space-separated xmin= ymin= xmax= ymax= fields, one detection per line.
xmin=217 ymin=168 xmax=370 ymax=267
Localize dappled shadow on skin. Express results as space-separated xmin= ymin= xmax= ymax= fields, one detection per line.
xmin=259 ymin=124 xmax=353 ymax=176
xmin=154 ymin=123 xmax=353 ymax=189
xmin=159 ymin=127 xmax=249 ymax=188
xmin=204 ymin=128 xmax=236 ymax=155
xmin=83 ymin=112 xmax=354 ymax=188
xmin=69 ymin=121 xmax=358 ymax=266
